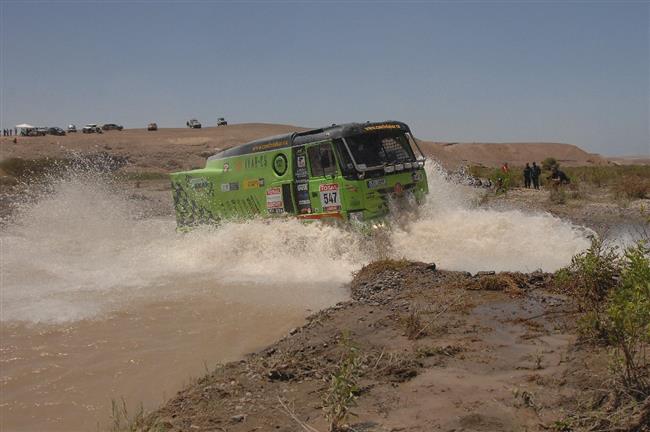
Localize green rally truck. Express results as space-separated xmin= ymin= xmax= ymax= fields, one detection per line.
xmin=170 ymin=121 xmax=428 ymax=227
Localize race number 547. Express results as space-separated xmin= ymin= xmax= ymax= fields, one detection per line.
xmin=319 ymin=183 xmax=340 ymax=212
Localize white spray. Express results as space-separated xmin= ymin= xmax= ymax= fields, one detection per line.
xmin=1 ymin=163 xmax=591 ymax=323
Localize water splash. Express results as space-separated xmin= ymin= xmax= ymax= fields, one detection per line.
xmin=1 ymin=161 xmax=591 ymax=323
xmin=389 ymin=163 xmax=592 ymax=272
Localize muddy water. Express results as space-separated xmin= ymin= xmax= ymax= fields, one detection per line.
xmin=0 ymin=164 xmax=593 ymax=430
xmin=1 ymin=287 xmax=332 ymax=431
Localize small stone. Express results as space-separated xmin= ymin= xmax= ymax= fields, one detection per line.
xmin=231 ymin=414 xmax=246 ymax=422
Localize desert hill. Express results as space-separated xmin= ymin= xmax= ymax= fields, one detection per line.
xmin=418 ymin=141 xmax=610 ymax=168
xmin=0 ymin=123 xmax=618 ymax=173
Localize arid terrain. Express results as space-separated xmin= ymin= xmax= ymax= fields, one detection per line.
xmin=0 ymin=123 xmax=617 ymax=178
xmin=0 ymin=125 xmax=647 ymax=432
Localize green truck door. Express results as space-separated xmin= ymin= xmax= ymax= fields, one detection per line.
xmin=305 ymin=142 xmax=343 ymax=216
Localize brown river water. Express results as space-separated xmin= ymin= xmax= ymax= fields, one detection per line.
xmin=1 ymin=283 xmax=341 ymax=431
xmin=0 ymin=165 xmax=592 ymax=430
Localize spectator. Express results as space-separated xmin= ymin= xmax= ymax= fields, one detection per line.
xmin=501 ymin=162 xmax=509 ymax=173
xmin=531 ymin=162 xmax=541 ymax=189
xmin=523 ymin=163 xmax=532 ymax=188
xmin=548 ymin=166 xmax=570 ymax=187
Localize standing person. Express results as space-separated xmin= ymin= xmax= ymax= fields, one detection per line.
xmin=531 ymin=162 xmax=541 ymax=189
xmin=523 ymin=163 xmax=532 ymax=188
xmin=501 ymin=162 xmax=509 ymax=174
xmin=14 ymin=127 xmax=17 ymax=136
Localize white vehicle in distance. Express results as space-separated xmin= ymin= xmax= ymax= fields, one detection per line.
xmin=82 ymin=124 xmax=103 ymax=134
xmin=67 ymin=124 xmax=77 ymax=133
xmin=186 ymin=119 xmax=201 ymax=129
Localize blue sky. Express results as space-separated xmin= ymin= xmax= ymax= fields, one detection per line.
xmin=1 ymin=1 xmax=648 ymax=156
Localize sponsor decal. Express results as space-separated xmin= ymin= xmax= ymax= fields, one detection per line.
xmin=412 ymin=172 xmax=422 ymax=182
xmin=223 ymin=163 xmax=230 ymax=172
xmin=294 ymin=146 xmax=312 ymax=215
xmin=367 ymin=178 xmax=386 ymax=189
xmin=319 ymin=183 xmax=341 ymax=212
xmin=252 ymin=139 xmax=289 ymax=152
xmin=273 ymin=154 xmax=288 ymax=176
xmin=245 ymin=155 xmax=267 ymax=169
xmin=243 ymin=178 xmax=265 ymax=189
xmin=189 ymin=177 xmax=210 ymax=190
xmin=266 ymin=187 xmax=284 ymax=213
xmin=235 ymin=160 xmax=244 ymax=171
xmin=363 ymin=123 xmax=402 ymax=132
xmin=221 ymin=182 xmax=239 ymax=192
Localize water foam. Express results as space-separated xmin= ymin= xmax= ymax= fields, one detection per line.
xmin=389 ymin=164 xmax=592 ymax=272
xmin=1 ymin=162 xmax=591 ymax=323
xmin=1 ymin=174 xmax=366 ymax=323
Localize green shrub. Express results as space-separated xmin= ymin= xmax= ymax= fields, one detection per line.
xmin=323 ymin=332 xmax=362 ymax=432
xmin=542 ymin=157 xmax=558 ymax=171
xmin=555 ymin=239 xmax=620 ymax=338
xmin=491 ymin=169 xmax=513 ymax=194
xmin=603 ymin=242 xmax=650 ymax=396
xmin=559 ymin=240 xmax=650 ymax=398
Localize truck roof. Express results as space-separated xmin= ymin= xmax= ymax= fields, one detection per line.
xmin=208 ymin=120 xmax=410 ymax=161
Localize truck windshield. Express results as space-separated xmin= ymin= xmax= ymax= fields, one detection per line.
xmin=345 ymin=132 xmax=416 ymax=169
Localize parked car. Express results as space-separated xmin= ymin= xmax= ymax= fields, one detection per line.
xmin=82 ymin=124 xmax=103 ymax=134
xmin=26 ymin=128 xmax=46 ymax=136
xmin=36 ymin=127 xmax=49 ymax=136
xmin=47 ymin=127 xmax=66 ymax=136
xmin=217 ymin=117 xmax=228 ymax=126
xmin=102 ymin=123 xmax=123 ymax=131
xmin=186 ymin=119 xmax=201 ymax=129
xmin=67 ymin=124 xmax=77 ymax=133
xmin=147 ymin=123 xmax=158 ymax=131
